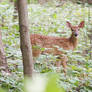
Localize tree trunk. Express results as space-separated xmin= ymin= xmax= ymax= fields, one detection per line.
xmin=17 ymin=0 xmax=33 ymax=77
xmin=0 ymin=30 xmax=8 ymax=72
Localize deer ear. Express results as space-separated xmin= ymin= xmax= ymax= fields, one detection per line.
xmin=66 ymin=21 xmax=72 ymax=28
xmin=78 ymin=21 xmax=84 ymax=28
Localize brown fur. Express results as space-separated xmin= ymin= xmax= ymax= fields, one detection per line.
xmin=30 ymin=21 xmax=84 ymax=74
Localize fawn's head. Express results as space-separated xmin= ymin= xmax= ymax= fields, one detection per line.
xmin=66 ymin=21 xmax=84 ymax=37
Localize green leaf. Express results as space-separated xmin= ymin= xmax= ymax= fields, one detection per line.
xmin=0 ymin=88 xmax=6 ymax=92
xmin=52 ymin=13 xmax=57 ymax=19
xmin=45 ymin=74 xmax=65 ymax=92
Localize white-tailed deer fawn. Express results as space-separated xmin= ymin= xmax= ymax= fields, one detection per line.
xmin=30 ymin=21 xmax=84 ymax=74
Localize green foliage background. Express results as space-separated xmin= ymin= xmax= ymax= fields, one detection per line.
xmin=0 ymin=0 xmax=92 ymax=92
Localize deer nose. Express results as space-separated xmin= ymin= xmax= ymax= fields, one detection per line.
xmin=74 ymin=34 xmax=78 ymax=37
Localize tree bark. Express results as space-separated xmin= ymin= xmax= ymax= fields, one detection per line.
xmin=17 ymin=0 xmax=33 ymax=77
xmin=0 ymin=30 xmax=8 ymax=72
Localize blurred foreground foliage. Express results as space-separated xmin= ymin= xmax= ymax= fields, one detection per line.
xmin=0 ymin=0 xmax=92 ymax=92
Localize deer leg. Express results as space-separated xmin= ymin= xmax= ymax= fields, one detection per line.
xmin=55 ymin=61 xmax=61 ymax=72
xmin=62 ymin=60 xmax=67 ymax=74
xmin=55 ymin=57 xmax=62 ymax=72
xmin=61 ymin=55 xmax=68 ymax=75
xmin=55 ymin=60 xmax=61 ymax=67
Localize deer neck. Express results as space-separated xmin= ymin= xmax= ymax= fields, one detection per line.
xmin=69 ymin=33 xmax=78 ymax=49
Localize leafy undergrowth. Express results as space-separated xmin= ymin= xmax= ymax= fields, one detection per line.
xmin=0 ymin=0 xmax=92 ymax=92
